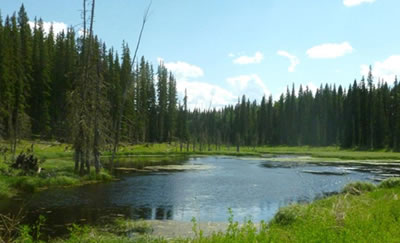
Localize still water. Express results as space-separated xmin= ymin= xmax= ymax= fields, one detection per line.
xmin=0 ymin=156 xmax=386 ymax=234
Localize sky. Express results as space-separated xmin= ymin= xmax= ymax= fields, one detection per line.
xmin=2 ymin=0 xmax=400 ymax=109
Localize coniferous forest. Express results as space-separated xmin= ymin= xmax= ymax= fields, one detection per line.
xmin=2 ymin=5 xmax=400 ymax=161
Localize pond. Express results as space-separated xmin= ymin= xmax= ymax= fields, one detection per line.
xmin=1 ymin=156 xmax=398 ymax=236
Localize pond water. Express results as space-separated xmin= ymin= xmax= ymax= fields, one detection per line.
xmin=0 ymin=156 xmax=397 ymax=236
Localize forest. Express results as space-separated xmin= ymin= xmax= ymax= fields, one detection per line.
xmin=1 ymin=5 xmax=400 ymax=174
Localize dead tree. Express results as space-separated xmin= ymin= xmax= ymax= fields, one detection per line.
xmin=110 ymin=3 xmax=151 ymax=168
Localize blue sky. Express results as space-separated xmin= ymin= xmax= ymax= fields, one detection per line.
xmin=2 ymin=0 xmax=400 ymax=108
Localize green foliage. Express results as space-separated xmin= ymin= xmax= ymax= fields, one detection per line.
xmin=65 ymin=224 xmax=92 ymax=243
xmin=191 ymin=217 xmax=204 ymax=240
xmin=15 ymin=225 xmax=34 ymax=243
xmin=0 ymin=179 xmax=14 ymax=198
xmin=272 ymin=204 xmax=306 ymax=226
xmin=342 ymin=181 xmax=376 ymax=195
xmin=378 ymin=177 xmax=400 ymax=189
xmin=55 ymin=223 xmax=142 ymax=243
xmin=83 ymin=170 xmax=112 ymax=181
xmin=32 ymin=215 xmax=46 ymax=241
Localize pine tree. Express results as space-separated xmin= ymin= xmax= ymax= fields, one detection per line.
xmin=8 ymin=14 xmax=28 ymax=156
xmin=367 ymin=66 xmax=374 ymax=149
xmin=166 ymin=72 xmax=177 ymax=142
xmin=136 ymin=56 xmax=148 ymax=142
xmin=147 ymin=65 xmax=157 ymax=143
xmin=0 ymin=11 xmax=7 ymax=138
xmin=157 ymin=62 xmax=168 ymax=142
xmin=31 ymin=18 xmax=51 ymax=137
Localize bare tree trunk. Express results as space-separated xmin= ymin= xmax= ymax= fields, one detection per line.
xmin=236 ymin=134 xmax=240 ymax=152
xmin=110 ymin=4 xmax=151 ymax=166
xmin=9 ymin=106 xmax=18 ymax=160
xmin=79 ymin=150 xmax=85 ymax=175
xmin=93 ymin=61 xmax=101 ymax=174
xmin=74 ymin=149 xmax=81 ymax=173
xmin=90 ymin=0 xmax=102 ymax=174
xmin=76 ymin=0 xmax=87 ymax=176
xmin=85 ymin=146 xmax=90 ymax=173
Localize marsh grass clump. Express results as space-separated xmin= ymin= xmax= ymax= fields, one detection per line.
xmin=342 ymin=181 xmax=376 ymax=195
xmin=378 ymin=177 xmax=400 ymax=189
xmin=84 ymin=170 xmax=113 ymax=181
xmin=272 ymin=204 xmax=305 ymax=226
xmin=46 ymin=176 xmax=80 ymax=187
xmin=9 ymin=176 xmax=42 ymax=193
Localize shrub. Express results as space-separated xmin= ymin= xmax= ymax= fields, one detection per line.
xmin=11 ymin=152 xmax=43 ymax=175
xmin=342 ymin=181 xmax=376 ymax=195
xmin=272 ymin=204 xmax=305 ymax=226
xmin=14 ymin=225 xmax=34 ymax=243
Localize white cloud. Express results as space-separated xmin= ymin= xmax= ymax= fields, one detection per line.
xmin=159 ymin=58 xmax=204 ymax=80
xmin=28 ymin=21 xmax=68 ymax=36
xmin=306 ymin=42 xmax=353 ymax=59
xmin=226 ymin=74 xmax=270 ymax=101
xmin=176 ymin=80 xmax=236 ymax=110
xmin=233 ymin=52 xmax=264 ymax=65
xmin=277 ymin=50 xmax=299 ymax=72
xmin=161 ymin=58 xmax=235 ymax=109
xmin=343 ymin=0 xmax=375 ymax=7
xmin=306 ymin=82 xmax=318 ymax=94
xmin=361 ymin=55 xmax=400 ymax=84
xmin=161 ymin=59 xmax=271 ymax=109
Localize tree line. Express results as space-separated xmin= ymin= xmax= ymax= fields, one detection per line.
xmin=192 ymin=73 xmax=400 ymax=151
xmin=1 ymin=5 xmax=400 ymax=168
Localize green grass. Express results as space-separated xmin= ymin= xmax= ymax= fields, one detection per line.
xmin=3 ymin=140 xmax=400 ymax=162
xmin=341 ymin=181 xmax=376 ymax=195
xmin=263 ymin=179 xmax=400 ymax=242
xmin=46 ymin=178 xmax=400 ymax=243
xmin=0 ymin=156 xmax=113 ymax=199
xmin=112 ymin=143 xmax=400 ymax=161
xmin=0 ymin=179 xmax=15 ymax=198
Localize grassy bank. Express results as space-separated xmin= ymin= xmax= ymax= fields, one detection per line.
xmin=0 ymin=157 xmax=113 ymax=199
xmin=3 ymin=140 xmax=400 ymax=161
xmin=39 ymin=178 xmax=399 ymax=242
xmin=110 ymin=143 xmax=400 ymax=161
xmin=0 ymin=141 xmax=113 ymax=199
